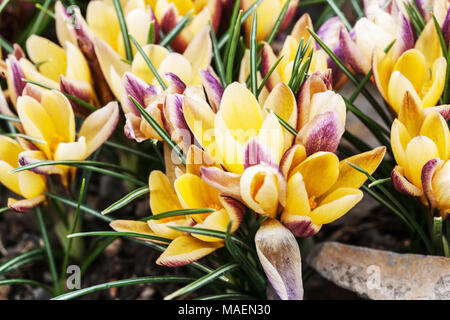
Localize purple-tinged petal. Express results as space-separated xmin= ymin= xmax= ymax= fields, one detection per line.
xmin=199 ymin=69 xmax=223 ymax=112
xmin=121 ymin=72 xmax=149 ymax=116
xmin=124 ymin=113 xmax=147 ymax=142
xmin=22 ymin=83 xmax=44 ymax=102
xmin=6 ymin=56 xmax=26 ymax=105
xmin=279 ymin=144 xmax=307 ymax=179
xmin=296 ymin=110 xmax=344 ymax=155
xmin=316 ymin=17 xmax=344 ymax=51
xmin=391 ymin=165 xmax=423 ymax=197
xmin=244 ymin=137 xmax=278 ymax=169
xmin=60 ymin=75 xmax=94 ymax=117
xmin=162 ymin=93 xmax=194 ymax=152
xmin=164 ymin=72 xmax=187 ymax=94
xmin=423 ymin=104 xmax=450 ymax=121
xmin=278 ymin=0 xmax=299 ymax=33
xmin=255 ymin=219 xmax=304 ymax=300
xmin=13 ymin=44 xmax=25 ymax=60
xmin=148 ymin=6 xmax=161 ymax=44
xmin=200 ymin=166 xmax=241 ymax=199
xmin=160 ymin=5 xmax=189 ymax=52
xmin=392 ymin=14 xmax=415 ymax=60
xmin=18 ymin=150 xmax=64 ymax=175
xmin=219 ymin=195 xmax=246 ymax=233
xmin=7 ymin=195 xmax=45 ymax=213
xmin=421 ymin=158 xmax=444 ymax=208
xmin=443 ymin=9 xmax=450 ymax=48
xmin=281 ymin=214 xmax=322 ymax=238
xmin=261 ymin=42 xmax=281 ymax=92
xmin=339 ymin=27 xmax=371 ymax=75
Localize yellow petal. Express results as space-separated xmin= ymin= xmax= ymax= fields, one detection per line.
xmin=308 ymin=90 xmax=346 ymax=125
xmin=19 ymin=59 xmax=59 ymax=89
xmin=87 ymin=1 xmax=120 ymax=51
xmin=420 ymin=112 xmax=450 ymax=161
xmin=0 ymin=160 xmax=21 ymax=196
xmin=284 ymin=172 xmax=310 ymax=215
xmin=214 ymin=113 xmax=245 ymax=173
xmin=392 ymin=49 xmax=426 ymax=94
xmin=405 ymin=136 xmax=440 ymax=189
xmin=156 ymin=235 xmax=222 ymax=267
xmin=0 ymin=136 xmax=24 ymax=167
xmin=398 ymin=91 xmax=425 ymax=137
xmin=192 ymin=209 xmax=230 ymax=242
xmin=391 ymin=119 xmax=411 ymax=169
xmin=415 ymin=19 xmax=444 ymax=67
xmin=40 ymin=90 xmax=75 ymax=143
xmin=18 ymin=170 xmax=46 ymax=199
xmin=183 ymin=25 xmax=212 ymax=85
xmin=54 ymin=137 xmax=87 ymax=161
xmin=257 ymin=113 xmax=284 ymax=163
xmin=147 ymin=219 xmax=187 ymax=239
xmin=278 ymin=36 xmax=299 ymax=74
xmin=421 ymin=57 xmax=447 ymax=108
xmin=156 ymin=53 xmax=193 ymax=85
xmin=174 ymin=173 xmax=221 ymax=213
xmin=149 ymin=170 xmax=183 ymax=214
xmin=372 ymin=47 xmax=393 ymax=102
xmin=388 ymin=70 xmax=422 ymax=113
xmin=310 ymin=188 xmax=363 ymax=225
xmin=131 ymin=44 xmax=170 ymax=83
xmin=65 ymin=41 xmax=91 ymax=83
xmin=263 ymin=82 xmax=297 ymax=151
xmin=291 ymin=152 xmax=339 ymax=198
xmin=110 ymin=219 xmax=169 ymax=244
xmin=25 ymin=35 xmax=67 ymax=82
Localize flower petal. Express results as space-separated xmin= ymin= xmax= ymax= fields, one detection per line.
xmin=59 ymin=76 xmax=94 ymax=118
xmin=183 ymin=25 xmax=212 ymax=85
xmin=162 ymin=93 xmax=193 ymax=151
xmin=405 ymin=136 xmax=440 ymax=189
xmin=388 ymin=70 xmax=422 ymax=114
xmin=186 ymin=145 xmax=220 ymax=176
xmin=199 ymin=69 xmax=223 ymax=112
xmin=255 ymin=218 xmax=303 ymax=300
xmin=7 ymin=195 xmax=46 ymax=213
xmin=18 ymin=170 xmax=46 ymax=199
xmin=164 ymin=72 xmax=187 ymax=94
xmin=421 ymin=57 xmax=447 ymax=109
xmin=261 ymin=42 xmax=282 ymax=91
xmin=421 ymin=158 xmax=444 ymax=208
xmin=156 ymin=235 xmax=223 ymax=267
xmin=420 ymin=111 xmax=450 ymax=161
xmin=110 ymin=220 xmax=168 ymax=244
xmin=391 ymin=165 xmax=423 ymax=197
xmin=200 ymin=166 xmax=241 ymax=198
xmin=78 ymin=101 xmax=119 ymax=158
xmin=398 ymin=91 xmax=425 ymax=137
xmin=279 ymin=143 xmax=307 ymax=178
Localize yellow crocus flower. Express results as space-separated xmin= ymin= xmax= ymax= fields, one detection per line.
xmin=110 ymin=167 xmax=245 ymax=267
xmin=0 ymin=136 xmax=46 ymax=212
xmin=373 ymin=19 xmax=447 ymax=113
xmin=390 ymin=93 xmax=450 ymax=217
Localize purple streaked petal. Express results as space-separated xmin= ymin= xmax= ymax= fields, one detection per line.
xmin=281 ymin=214 xmax=322 ymax=238
xmin=18 ymin=150 xmax=64 ymax=175
xmin=255 ymin=219 xmax=303 ymax=300
xmin=244 ymin=137 xmax=278 ymax=169
xmin=59 ymin=76 xmax=94 ymax=117
xmin=6 ymin=56 xmax=26 ymax=102
xmin=13 ymin=44 xmax=25 ymax=60
xmin=200 ymin=166 xmax=241 ymax=199
xmin=296 ymin=110 xmax=344 ymax=155
xmin=391 ymin=165 xmax=423 ymax=197
xmin=22 ymin=83 xmax=44 ymax=102
xmin=162 ymin=93 xmax=193 ymax=151
xmin=219 ymin=195 xmax=246 ymax=233
xmin=164 ymin=72 xmax=187 ymax=94
xmin=7 ymin=195 xmax=46 ymax=213
xmin=279 ymin=0 xmax=299 ymax=33
xmin=279 ymin=144 xmax=307 ymax=178
xmin=316 ymin=16 xmax=343 ymax=50
xmin=121 ymin=72 xmax=149 ymax=116
xmin=261 ymin=43 xmax=281 ymax=92
xmin=443 ymin=9 xmax=450 ymax=48
xmin=339 ymin=27 xmax=371 ymax=75
xmin=199 ymin=69 xmax=223 ymax=112
xmin=392 ymin=14 xmax=415 ymax=60
xmin=421 ymin=158 xmax=444 ymax=208
xmin=124 ymin=113 xmax=147 ymax=142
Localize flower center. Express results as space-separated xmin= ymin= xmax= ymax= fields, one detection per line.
xmin=309 ymin=196 xmax=317 ymax=210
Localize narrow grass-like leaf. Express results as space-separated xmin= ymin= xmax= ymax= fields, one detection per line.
xmin=350 ymin=0 xmax=364 ymax=18
xmin=113 ymin=0 xmax=133 ymax=61
xmin=266 ymin=108 xmax=298 ymax=136
xmin=1 ymin=133 xmax=45 ymax=144
xmin=160 ymin=10 xmax=193 ymax=47
xmin=52 ymin=276 xmax=195 ymax=300
xmin=28 ymin=0 xmax=51 ymax=36
xmin=250 ymin=12 xmax=258 ymax=95
xmin=0 ymin=114 xmax=20 ymax=123
xmin=45 ymin=191 xmax=112 ymax=223
xmin=102 ymin=186 xmax=149 ymax=215
xmin=129 ymin=35 xmax=167 ymax=89
xmin=433 ymin=217 xmax=444 ymax=256
xmin=61 ymin=179 xmax=85 ymax=286
xmin=256 ymin=55 xmax=284 ymax=97
xmin=0 ymin=207 xmax=9 ymax=214
xmin=209 ymin=21 xmax=227 ymax=87
xmin=265 ymin=0 xmax=290 ymax=45
xmin=0 ymin=279 xmax=53 ymax=295
xmin=164 ymin=263 xmax=239 ymax=300
xmin=0 ymin=0 xmax=11 ymax=15
xmin=147 ymin=21 xmax=155 ymax=44
xmin=326 ymin=0 xmax=351 ymax=30
xmin=226 ymin=10 xmax=243 ymax=85
xmin=35 ymin=3 xmax=55 ymax=19
xmin=0 ymin=35 xmax=13 ymax=53
xmin=68 ymin=231 xmax=171 ymax=244
xmin=308 ymin=28 xmax=392 ymax=127
xmin=145 ymin=208 xmax=215 ymax=220
xmin=432 ymin=15 xmax=448 ymax=58
xmin=129 ymin=95 xmax=185 ymax=164
xmin=0 ymin=248 xmax=45 ymax=276
xmin=23 ymin=79 xmax=96 ymax=111
xmin=368 ymin=177 xmax=391 ymax=188
xmin=222 ymin=0 xmax=241 ymax=62
xmin=104 ymin=141 xmax=159 ymax=161
xmin=36 ymin=206 xmax=61 ymax=294
xmin=292 ymin=51 xmax=312 ymax=94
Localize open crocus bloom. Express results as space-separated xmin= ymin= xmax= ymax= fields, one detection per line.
xmin=16 ymin=90 xmax=119 ymax=186
xmin=110 ymin=169 xmax=245 ymax=267
xmin=339 ymin=0 xmax=414 ymax=76
xmin=390 ymin=93 xmax=450 ymax=217
xmin=280 ymin=146 xmax=386 ymax=237
xmin=372 ymin=19 xmax=447 ymax=113
xmin=94 ymin=24 xmax=212 ymax=99
xmin=0 ymin=136 xmax=46 ymax=212
xmin=154 ymin=0 xmax=222 ymax=52
xmin=261 ymin=13 xmax=328 ymax=92
xmin=241 ymin=0 xmax=298 ymax=43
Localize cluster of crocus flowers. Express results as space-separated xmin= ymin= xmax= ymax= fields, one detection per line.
xmin=391 ymin=93 xmax=450 ymax=218
xmin=111 ymin=148 xmax=245 ymax=267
